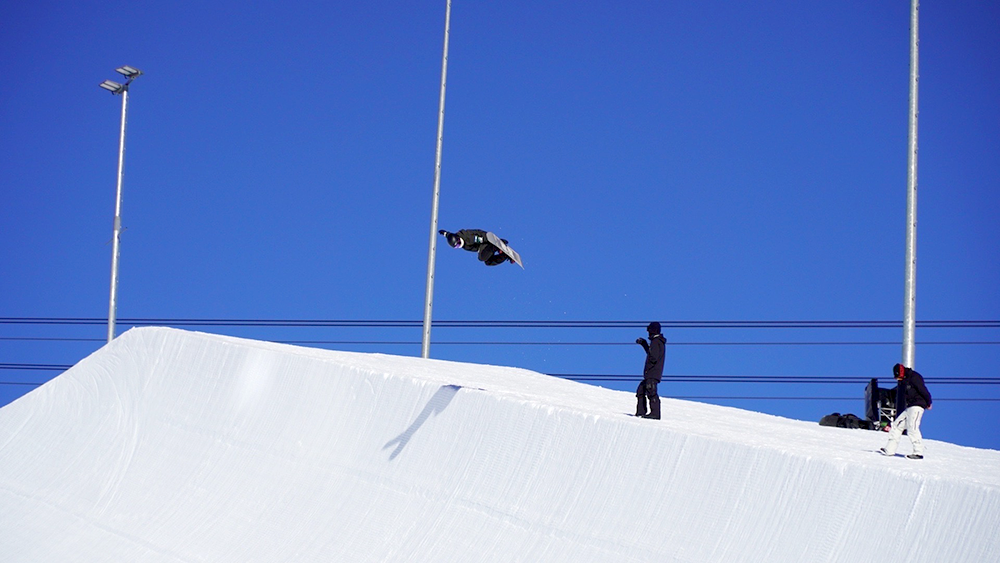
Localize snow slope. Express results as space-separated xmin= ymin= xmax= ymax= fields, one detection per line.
xmin=1 ymin=327 xmax=997 ymax=562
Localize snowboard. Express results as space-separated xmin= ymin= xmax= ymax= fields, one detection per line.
xmin=486 ymin=232 xmax=524 ymax=269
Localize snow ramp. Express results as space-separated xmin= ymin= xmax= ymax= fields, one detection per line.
xmin=1 ymin=327 xmax=998 ymax=562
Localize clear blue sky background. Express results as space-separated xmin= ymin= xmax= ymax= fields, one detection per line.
xmin=2 ymin=1 xmax=998 ymax=450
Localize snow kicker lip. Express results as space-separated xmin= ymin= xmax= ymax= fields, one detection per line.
xmin=2 ymin=327 xmax=998 ymax=562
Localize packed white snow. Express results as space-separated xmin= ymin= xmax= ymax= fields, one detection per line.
xmin=1 ymin=327 xmax=998 ymax=562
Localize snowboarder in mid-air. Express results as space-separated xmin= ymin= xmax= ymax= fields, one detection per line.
xmin=439 ymin=229 xmax=518 ymax=266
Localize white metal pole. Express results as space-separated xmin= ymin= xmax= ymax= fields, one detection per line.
xmin=902 ymin=0 xmax=920 ymax=368
xmin=421 ymin=0 xmax=453 ymax=359
xmin=108 ymin=87 xmax=129 ymax=343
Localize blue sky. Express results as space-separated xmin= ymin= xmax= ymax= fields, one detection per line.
xmin=2 ymin=1 xmax=998 ymax=450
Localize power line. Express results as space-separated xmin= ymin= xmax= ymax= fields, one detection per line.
xmin=0 ymin=363 xmax=72 ymax=371
xmin=3 ymin=365 xmax=997 ymax=403
xmin=551 ymin=374 xmax=1000 ymax=384
xmin=2 ymin=361 xmax=997 ymax=384
xmin=1 ymin=317 xmax=999 ymax=329
xmin=3 ymin=363 xmax=998 ymax=387
xmin=3 ymin=336 xmax=1000 ymax=347
xmin=3 ymin=318 xmax=998 ymax=403
xmin=666 ymin=397 xmax=1000 ymax=402
xmin=5 ymin=336 xmax=1000 ymax=347
xmin=0 ymin=377 xmax=995 ymax=402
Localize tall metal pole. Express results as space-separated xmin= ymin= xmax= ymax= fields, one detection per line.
xmin=108 ymin=87 xmax=130 ymax=343
xmin=421 ymin=0 xmax=453 ymax=359
xmin=902 ymin=0 xmax=920 ymax=368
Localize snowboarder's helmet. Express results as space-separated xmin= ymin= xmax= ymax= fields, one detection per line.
xmin=893 ymin=363 xmax=906 ymax=379
xmin=447 ymin=233 xmax=463 ymax=248
xmin=647 ymin=322 xmax=661 ymax=334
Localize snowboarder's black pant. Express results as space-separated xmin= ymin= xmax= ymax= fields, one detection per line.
xmin=636 ymin=378 xmax=660 ymax=419
xmin=478 ymin=244 xmax=508 ymax=266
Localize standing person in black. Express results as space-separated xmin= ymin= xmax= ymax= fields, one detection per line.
xmin=880 ymin=363 xmax=932 ymax=459
xmin=635 ymin=322 xmax=666 ymax=419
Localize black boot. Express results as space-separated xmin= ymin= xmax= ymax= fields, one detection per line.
xmin=644 ymin=395 xmax=661 ymax=419
xmin=635 ymin=395 xmax=647 ymax=417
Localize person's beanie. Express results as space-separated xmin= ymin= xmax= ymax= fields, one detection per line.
xmin=647 ymin=321 xmax=661 ymax=334
xmin=893 ymin=363 xmax=907 ymax=379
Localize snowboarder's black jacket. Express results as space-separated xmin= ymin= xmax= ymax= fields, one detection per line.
xmin=454 ymin=229 xmax=490 ymax=251
xmin=640 ymin=334 xmax=666 ymax=382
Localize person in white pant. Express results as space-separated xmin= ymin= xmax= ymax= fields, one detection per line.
xmin=881 ymin=363 xmax=933 ymax=459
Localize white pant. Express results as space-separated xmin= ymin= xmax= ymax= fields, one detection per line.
xmin=884 ymin=405 xmax=925 ymax=456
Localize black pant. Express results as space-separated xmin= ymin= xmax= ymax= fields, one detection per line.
xmin=636 ymin=378 xmax=660 ymax=418
xmin=478 ymin=244 xmax=508 ymax=266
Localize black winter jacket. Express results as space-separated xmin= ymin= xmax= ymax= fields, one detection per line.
xmin=901 ymin=368 xmax=932 ymax=409
xmin=455 ymin=229 xmax=489 ymax=251
xmin=641 ymin=334 xmax=666 ymax=382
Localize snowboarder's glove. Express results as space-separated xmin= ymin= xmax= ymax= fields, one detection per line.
xmin=438 ymin=230 xmax=447 ymax=236
xmin=636 ymin=338 xmax=648 ymax=346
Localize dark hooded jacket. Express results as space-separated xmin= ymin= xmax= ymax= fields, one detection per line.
xmin=642 ymin=334 xmax=666 ymax=382
xmin=454 ymin=229 xmax=489 ymax=251
xmin=896 ymin=364 xmax=932 ymax=409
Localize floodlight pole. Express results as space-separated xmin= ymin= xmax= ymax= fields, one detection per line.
xmin=902 ymin=0 xmax=920 ymax=369
xmin=107 ymin=86 xmax=128 ymax=343
xmin=421 ymin=0 xmax=453 ymax=359
xmin=101 ymin=67 xmax=141 ymax=343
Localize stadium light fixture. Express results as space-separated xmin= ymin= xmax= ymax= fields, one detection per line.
xmin=99 ymin=80 xmax=125 ymax=94
xmin=116 ymin=66 xmax=143 ymax=79
xmin=99 ymin=66 xmax=142 ymax=343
